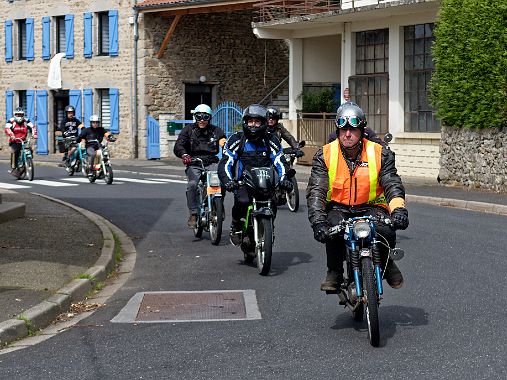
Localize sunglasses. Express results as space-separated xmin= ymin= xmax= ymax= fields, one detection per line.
xmin=336 ymin=115 xmax=362 ymax=128
xmin=195 ymin=113 xmax=211 ymax=122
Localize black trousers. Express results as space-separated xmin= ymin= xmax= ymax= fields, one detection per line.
xmin=325 ymin=207 xmax=396 ymax=274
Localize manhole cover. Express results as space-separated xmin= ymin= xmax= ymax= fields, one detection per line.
xmin=111 ymin=290 xmax=261 ymax=323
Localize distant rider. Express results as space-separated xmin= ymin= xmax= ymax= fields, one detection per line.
xmin=218 ymin=104 xmax=293 ymax=245
xmin=58 ymin=105 xmax=82 ymax=167
xmin=4 ymin=107 xmax=37 ymax=176
xmin=306 ymin=102 xmax=409 ymax=292
xmin=76 ymin=115 xmax=115 ymax=177
xmin=173 ymin=104 xmax=226 ymax=229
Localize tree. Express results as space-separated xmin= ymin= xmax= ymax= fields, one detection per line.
xmin=430 ymin=0 xmax=507 ymax=129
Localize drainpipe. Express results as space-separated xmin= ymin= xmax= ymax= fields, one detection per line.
xmin=132 ymin=4 xmax=139 ymax=158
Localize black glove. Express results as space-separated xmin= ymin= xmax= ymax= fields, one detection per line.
xmin=224 ymin=181 xmax=238 ymax=192
xmin=280 ymin=178 xmax=293 ymax=192
xmin=295 ymin=150 xmax=305 ymax=158
xmin=391 ymin=207 xmax=409 ymax=230
xmin=312 ymin=222 xmax=330 ymax=243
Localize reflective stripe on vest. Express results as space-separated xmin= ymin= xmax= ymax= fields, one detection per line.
xmin=323 ymin=139 xmax=388 ymax=209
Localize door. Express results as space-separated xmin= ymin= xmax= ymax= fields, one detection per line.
xmin=52 ymin=90 xmax=69 ymax=153
xmin=146 ymin=115 xmax=160 ymax=160
xmin=184 ymin=84 xmax=212 ymax=120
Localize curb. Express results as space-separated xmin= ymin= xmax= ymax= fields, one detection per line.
xmin=0 ymin=193 xmax=123 ymax=347
xmin=407 ymin=194 xmax=507 ymax=216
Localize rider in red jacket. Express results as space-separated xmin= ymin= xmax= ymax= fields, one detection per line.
xmin=4 ymin=107 xmax=37 ymax=175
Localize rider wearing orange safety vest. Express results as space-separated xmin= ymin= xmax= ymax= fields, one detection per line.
xmin=306 ymin=102 xmax=409 ymax=293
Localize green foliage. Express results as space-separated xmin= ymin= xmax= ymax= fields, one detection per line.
xmin=430 ymin=0 xmax=507 ymax=129
xmin=302 ymin=88 xmax=337 ymax=113
xmin=17 ymin=316 xmax=35 ymax=336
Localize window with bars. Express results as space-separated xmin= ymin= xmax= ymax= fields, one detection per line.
xmin=18 ymin=19 xmax=26 ymax=60
xmin=98 ymin=12 xmax=109 ymax=56
xmin=349 ymin=29 xmax=389 ymax=133
xmin=56 ymin=16 xmax=66 ymax=54
xmin=404 ymin=23 xmax=440 ymax=132
xmin=99 ymin=89 xmax=111 ymax=130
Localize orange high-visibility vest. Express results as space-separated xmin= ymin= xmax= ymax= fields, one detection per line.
xmin=323 ymin=138 xmax=388 ymax=210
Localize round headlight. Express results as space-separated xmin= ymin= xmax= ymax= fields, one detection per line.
xmin=353 ymin=221 xmax=371 ymax=239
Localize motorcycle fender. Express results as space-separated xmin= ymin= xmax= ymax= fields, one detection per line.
xmin=252 ymin=207 xmax=273 ymax=218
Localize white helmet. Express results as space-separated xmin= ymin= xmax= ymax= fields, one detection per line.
xmin=193 ymin=104 xmax=212 ymax=115
xmin=90 ymin=114 xmax=100 ymax=123
xmin=14 ymin=107 xmax=25 ymax=124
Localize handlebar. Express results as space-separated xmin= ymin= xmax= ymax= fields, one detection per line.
xmin=13 ymin=137 xmax=31 ymax=144
xmin=328 ymin=215 xmax=393 ymax=236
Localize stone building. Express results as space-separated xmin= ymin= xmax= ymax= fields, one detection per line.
xmin=0 ymin=0 xmax=289 ymax=159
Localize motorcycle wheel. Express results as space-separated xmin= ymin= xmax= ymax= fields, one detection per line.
xmin=286 ymin=177 xmax=299 ymax=212
xmin=209 ymin=197 xmax=223 ymax=246
xmin=80 ymin=160 xmax=87 ymax=176
xmin=25 ymin=158 xmax=34 ymax=181
xmin=362 ymin=257 xmax=380 ymax=347
xmin=104 ymin=165 xmax=114 ymax=185
xmin=194 ymin=190 xmax=204 ymax=238
xmin=256 ymin=218 xmax=273 ymax=276
xmin=67 ymin=164 xmax=75 ymax=176
xmin=88 ymin=171 xmax=97 ymax=183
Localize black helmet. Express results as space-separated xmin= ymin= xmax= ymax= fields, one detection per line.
xmin=65 ymin=105 xmax=75 ymax=113
xmin=335 ymin=101 xmax=367 ymax=132
xmin=242 ymin=104 xmax=268 ymax=141
xmin=266 ymin=106 xmax=280 ymax=121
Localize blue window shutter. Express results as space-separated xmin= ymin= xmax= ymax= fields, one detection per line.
xmin=42 ymin=17 xmax=51 ymax=60
xmin=65 ymin=14 xmax=74 ymax=59
xmin=6 ymin=90 xmax=13 ymax=120
xmin=26 ymin=18 xmax=34 ymax=61
xmin=109 ymin=88 xmax=119 ymax=133
xmin=26 ymin=90 xmax=35 ymax=121
xmin=5 ymin=20 xmax=13 ymax=62
xmin=83 ymin=89 xmax=93 ymax=127
xmin=108 ymin=10 xmax=118 ymax=57
xmin=36 ymin=90 xmax=49 ymax=155
xmin=69 ymin=89 xmax=82 ymax=121
xmin=84 ymin=13 xmax=92 ymax=58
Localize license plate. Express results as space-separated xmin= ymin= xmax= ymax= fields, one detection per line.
xmin=207 ymin=186 xmax=221 ymax=194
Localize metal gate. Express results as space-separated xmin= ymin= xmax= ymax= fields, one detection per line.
xmin=146 ymin=115 xmax=160 ymax=159
xmin=212 ymin=101 xmax=243 ymax=137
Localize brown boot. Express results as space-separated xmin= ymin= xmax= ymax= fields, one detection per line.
xmin=320 ymin=270 xmax=343 ymax=292
xmin=384 ymin=260 xmax=404 ymax=289
xmin=187 ymin=214 xmax=197 ymax=229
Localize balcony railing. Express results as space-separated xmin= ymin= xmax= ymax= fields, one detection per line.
xmin=253 ymin=0 xmax=400 ymax=23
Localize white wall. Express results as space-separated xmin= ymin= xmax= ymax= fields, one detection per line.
xmin=303 ymin=35 xmax=341 ymax=83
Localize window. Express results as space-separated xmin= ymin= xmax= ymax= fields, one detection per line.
xmin=18 ymin=90 xmax=27 ymax=113
xmin=99 ymin=89 xmax=111 ymax=130
xmin=18 ymin=19 xmax=26 ymax=60
xmin=404 ymin=24 xmax=440 ymax=133
xmin=98 ymin=12 xmax=109 ymax=55
xmin=56 ymin=16 xmax=65 ymax=53
xmin=349 ymin=29 xmax=389 ymax=133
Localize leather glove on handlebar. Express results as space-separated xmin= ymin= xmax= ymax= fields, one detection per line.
xmin=181 ymin=154 xmax=192 ymax=166
xmin=391 ymin=207 xmax=409 ymax=230
xmin=312 ymin=222 xmax=331 ymax=244
xmin=295 ymin=150 xmax=305 ymax=158
xmin=224 ymin=181 xmax=238 ymax=192
xmin=280 ymin=178 xmax=293 ymax=192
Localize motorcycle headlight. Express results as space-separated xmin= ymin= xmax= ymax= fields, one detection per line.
xmin=353 ymin=221 xmax=371 ymax=239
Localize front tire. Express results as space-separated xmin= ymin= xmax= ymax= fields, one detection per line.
xmin=256 ymin=218 xmax=273 ymax=276
xmin=104 ymin=164 xmax=113 ymax=185
xmin=286 ymin=177 xmax=299 ymax=212
xmin=209 ymin=197 xmax=223 ymax=245
xmin=362 ymin=257 xmax=380 ymax=347
xmin=194 ymin=187 xmax=204 ymax=238
xmin=25 ymin=158 xmax=34 ymax=181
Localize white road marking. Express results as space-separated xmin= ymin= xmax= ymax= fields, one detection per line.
xmin=115 ymin=177 xmax=167 ymax=184
xmin=29 ymin=180 xmax=78 ymax=187
xmin=0 ymin=182 xmax=30 ymax=189
xmin=145 ymin=178 xmax=187 ymax=184
xmin=61 ymin=178 xmax=124 ymax=185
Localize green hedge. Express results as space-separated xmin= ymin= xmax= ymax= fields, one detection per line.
xmin=430 ymin=0 xmax=507 ymax=129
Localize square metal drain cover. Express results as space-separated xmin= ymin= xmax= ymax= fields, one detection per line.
xmin=111 ymin=290 xmax=261 ymax=323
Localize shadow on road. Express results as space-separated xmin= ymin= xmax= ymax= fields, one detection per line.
xmin=267 ymin=251 xmax=313 ymax=276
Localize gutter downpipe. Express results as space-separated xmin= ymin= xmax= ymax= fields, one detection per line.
xmin=132 ymin=3 xmax=139 ymax=158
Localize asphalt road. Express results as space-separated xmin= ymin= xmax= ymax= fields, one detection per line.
xmin=1 ymin=163 xmax=506 ymax=379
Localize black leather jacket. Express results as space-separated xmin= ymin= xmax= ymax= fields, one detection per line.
xmin=306 ymin=142 xmax=406 ymax=226
xmin=173 ymin=123 xmax=226 ymax=166
xmin=268 ymin=122 xmax=299 ymax=149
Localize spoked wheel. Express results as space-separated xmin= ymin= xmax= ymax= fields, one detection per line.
xmin=209 ymin=197 xmax=223 ymax=245
xmin=104 ymin=164 xmax=113 ymax=185
xmin=194 ymin=214 xmax=204 ymax=238
xmin=87 ymin=170 xmax=97 ymax=183
xmin=362 ymin=257 xmax=380 ymax=347
xmin=25 ymin=158 xmax=34 ymax=181
xmin=286 ymin=177 xmax=299 ymax=212
xmin=256 ymin=218 xmax=273 ymax=276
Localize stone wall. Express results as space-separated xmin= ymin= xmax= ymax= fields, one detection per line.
xmin=0 ymin=0 xmax=135 ymax=158
xmin=139 ymin=10 xmax=289 ymax=121
xmin=439 ymin=126 xmax=507 ymax=192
